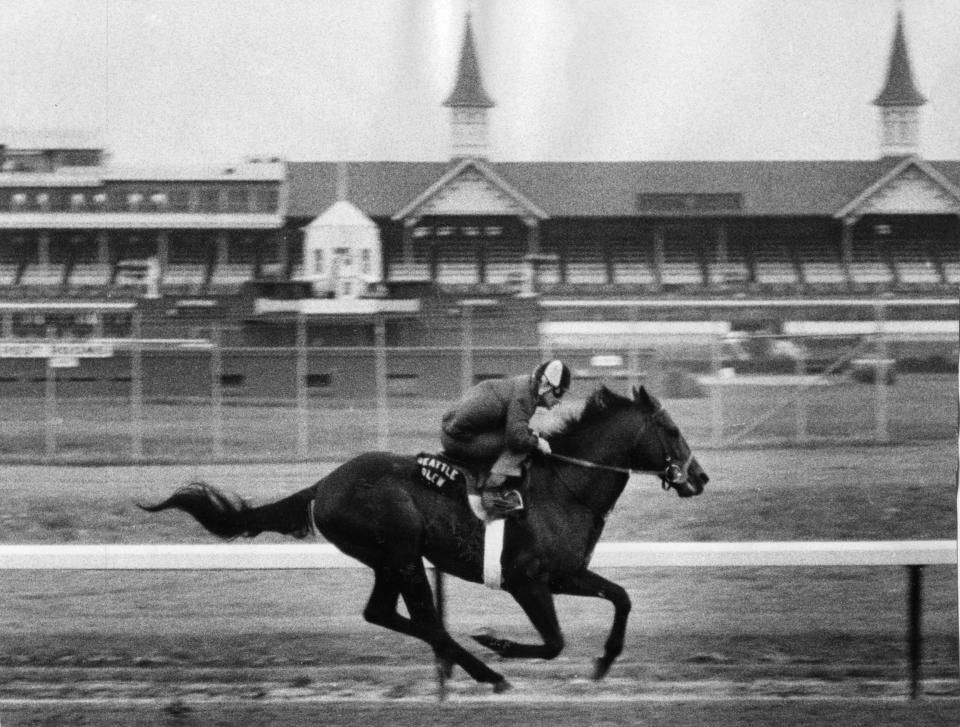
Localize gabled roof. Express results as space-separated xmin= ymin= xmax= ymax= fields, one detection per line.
xmin=874 ymin=10 xmax=926 ymax=107
xmin=286 ymin=159 xmax=960 ymax=219
xmin=834 ymin=155 xmax=960 ymax=218
xmin=306 ymin=199 xmax=376 ymax=228
xmin=391 ymin=157 xmax=547 ymax=220
xmin=443 ymin=14 xmax=494 ymax=108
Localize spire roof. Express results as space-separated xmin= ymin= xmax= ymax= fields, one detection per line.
xmin=443 ymin=13 xmax=495 ymax=108
xmin=873 ymin=9 xmax=926 ymax=107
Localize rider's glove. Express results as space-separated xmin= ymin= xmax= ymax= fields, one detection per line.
xmin=536 ymin=437 xmax=552 ymax=455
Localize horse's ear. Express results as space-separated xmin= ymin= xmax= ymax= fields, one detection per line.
xmin=634 ymin=385 xmax=654 ymax=408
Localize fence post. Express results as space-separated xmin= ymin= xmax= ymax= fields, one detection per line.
xmin=210 ymin=323 xmax=223 ymax=460
xmin=794 ymin=347 xmax=807 ymax=444
xmin=373 ymin=314 xmax=388 ymax=449
xmin=710 ymin=334 xmax=723 ymax=448
xmin=908 ymin=564 xmax=924 ymax=699
xmin=43 ymin=356 xmax=56 ymax=461
xmin=874 ymin=304 xmax=890 ymax=443
xmin=434 ymin=568 xmax=448 ymax=701
xmin=296 ymin=313 xmax=308 ymax=459
xmin=130 ymin=312 xmax=143 ymax=460
xmin=460 ymin=304 xmax=474 ymax=395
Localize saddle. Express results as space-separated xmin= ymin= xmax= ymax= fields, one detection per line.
xmin=415 ymin=452 xmax=526 ymax=519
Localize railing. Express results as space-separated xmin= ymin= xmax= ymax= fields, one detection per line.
xmin=1 ymin=539 xmax=954 ymax=700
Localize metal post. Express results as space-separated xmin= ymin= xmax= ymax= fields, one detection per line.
xmin=210 ymin=323 xmax=223 ymax=459
xmin=296 ymin=313 xmax=308 ymax=458
xmin=373 ymin=315 xmax=388 ymax=449
xmin=130 ymin=312 xmax=143 ymax=460
xmin=794 ymin=348 xmax=807 ymax=444
xmin=710 ymin=334 xmax=723 ymax=448
xmin=874 ymin=304 xmax=889 ymax=443
xmin=461 ymin=304 xmax=473 ymax=395
xmin=43 ymin=357 xmax=56 ymax=461
xmin=434 ymin=568 xmax=448 ymax=701
xmin=908 ymin=564 xmax=923 ymax=700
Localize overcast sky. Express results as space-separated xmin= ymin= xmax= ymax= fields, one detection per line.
xmin=1 ymin=0 xmax=958 ymax=164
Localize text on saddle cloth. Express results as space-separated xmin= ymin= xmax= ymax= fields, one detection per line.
xmin=416 ymin=452 xmax=472 ymax=490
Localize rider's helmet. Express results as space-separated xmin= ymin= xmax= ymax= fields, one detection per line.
xmin=534 ymin=359 xmax=572 ymax=399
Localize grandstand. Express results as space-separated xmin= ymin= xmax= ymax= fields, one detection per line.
xmin=0 ymin=6 xmax=955 ymax=390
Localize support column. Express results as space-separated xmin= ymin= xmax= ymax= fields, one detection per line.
xmin=38 ymin=232 xmax=50 ymax=265
xmin=96 ymin=232 xmax=110 ymax=265
xmin=156 ymin=233 xmax=169 ymax=270
xmin=840 ymin=216 xmax=856 ymax=284
xmin=460 ymin=304 xmax=474 ymax=395
xmin=653 ymin=225 xmax=665 ymax=288
xmin=216 ymin=231 xmax=229 ymax=266
xmin=714 ymin=222 xmax=728 ymax=285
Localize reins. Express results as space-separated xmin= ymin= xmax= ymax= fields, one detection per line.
xmin=546 ymin=451 xmax=691 ymax=489
xmin=544 ymin=404 xmax=691 ymax=490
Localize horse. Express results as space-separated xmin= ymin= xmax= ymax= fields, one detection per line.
xmin=139 ymin=384 xmax=708 ymax=692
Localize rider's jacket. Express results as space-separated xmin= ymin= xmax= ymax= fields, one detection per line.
xmin=441 ymin=374 xmax=539 ymax=456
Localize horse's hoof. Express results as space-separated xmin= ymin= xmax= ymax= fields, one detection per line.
xmin=592 ymin=657 xmax=610 ymax=681
xmin=437 ymin=659 xmax=454 ymax=679
xmin=492 ymin=678 xmax=512 ymax=693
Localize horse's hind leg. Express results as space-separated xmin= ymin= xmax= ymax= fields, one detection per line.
xmin=472 ymin=580 xmax=565 ymax=660
xmin=395 ymin=562 xmax=510 ymax=691
xmin=362 ymin=569 xmax=450 ymax=676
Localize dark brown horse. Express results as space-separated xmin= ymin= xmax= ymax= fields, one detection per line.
xmin=140 ymin=385 xmax=708 ymax=692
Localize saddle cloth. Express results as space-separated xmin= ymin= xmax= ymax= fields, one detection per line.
xmin=415 ymin=452 xmax=476 ymax=491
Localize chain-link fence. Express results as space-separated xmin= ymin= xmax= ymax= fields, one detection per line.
xmin=1 ymin=323 xmax=955 ymax=463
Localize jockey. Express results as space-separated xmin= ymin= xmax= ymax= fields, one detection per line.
xmin=440 ymin=359 xmax=571 ymax=516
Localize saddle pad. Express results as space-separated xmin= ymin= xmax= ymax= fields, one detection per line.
xmin=416 ymin=452 xmax=468 ymax=489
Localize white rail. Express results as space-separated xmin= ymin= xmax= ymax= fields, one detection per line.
xmin=0 ymin=540 xmax=953 ymax=570
xmin=0 ymin=539 xmax=953 ymax=700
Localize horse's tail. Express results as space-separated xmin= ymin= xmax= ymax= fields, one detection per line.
xmin=137 ymin=481 xmax=316 ymax=540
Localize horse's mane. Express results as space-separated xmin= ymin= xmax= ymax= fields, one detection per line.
xmin=551 ymin=386 xmax=634 ymax=440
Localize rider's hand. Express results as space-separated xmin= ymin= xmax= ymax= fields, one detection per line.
xmin=536 ymin=437 xmax=552 ymax=455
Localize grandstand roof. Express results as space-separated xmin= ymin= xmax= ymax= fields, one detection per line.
xmin=286 ymin=159 xmax=960 ymax=219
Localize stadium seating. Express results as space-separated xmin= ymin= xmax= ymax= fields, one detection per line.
xmin=68 ymin=262 xmax=112 ymax=289
xmin=563 ymin=239 xmax=608 ymax=284
xmin=435 ymin=241 xmax=479 ymax=285
xmin=483 ymin=239 xmax=526 ymax=284
xmin=608 ymin=238 xmax=657 ymax=286
xmin=660 ymin=238 xmax=704 ymax=287
xmin=849 ymin=238 xmax=894 ymax=286
xmin=209 ymin=262 xmax=255 ymax=290
xmin=19 ymin=263 xmax=66 ymax=288
xmin=162 ymin=263 xmax=209 ymax=292
xmin=795 ymin=239 xmax=845 ymax=286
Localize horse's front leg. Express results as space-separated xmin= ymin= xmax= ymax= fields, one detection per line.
xmin=553 ymin=569 xmax=631 ymax=679
xmin=472 ymin=579 xmax=565 ymax=660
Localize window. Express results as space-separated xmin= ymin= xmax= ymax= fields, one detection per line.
xmin=36 ymin=193 xmax=50 ymax=211
xmin=636 ymin=193 xmax=742 ymax=212
xmin=11 ymin=193 xmax=27 ymax=210
xmin=313 ymin=249 xmax=324 ymax=275
xmin=306 ymin=373 xmax=332 ymax=388
xmin=360 ymin=249 xmax=371 ymax=275
xmin=127 ymin=192 xmax=144 ymax=210
xmin=92 ymin=193 xmax=107 ymax=208
xmin=70 ymin=193 xmax=86 ymax=210
xmin=150 ymin=192 xmax=168 ymax=210
xmin=221 ymin=374 xmax=245 ymax=387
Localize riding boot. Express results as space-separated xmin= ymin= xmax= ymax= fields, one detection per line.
xmin=479 ymin=472 xmax=524 ymax=517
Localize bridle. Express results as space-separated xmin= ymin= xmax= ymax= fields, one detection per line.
xmin=545 ymin=406 xmax=693 ymax=491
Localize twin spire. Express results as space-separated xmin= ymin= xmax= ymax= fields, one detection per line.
xmin=442 ymin=6 xmax=927 ymax=161
xmin=444 ymin=12 xmax=494 ymax=160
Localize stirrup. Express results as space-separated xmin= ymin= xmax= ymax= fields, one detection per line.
xmin=481 ymin=488 xmax=524 ymax=517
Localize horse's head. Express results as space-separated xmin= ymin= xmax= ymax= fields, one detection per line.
xmin=629 ymin=385 xmax=708 ymax=498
